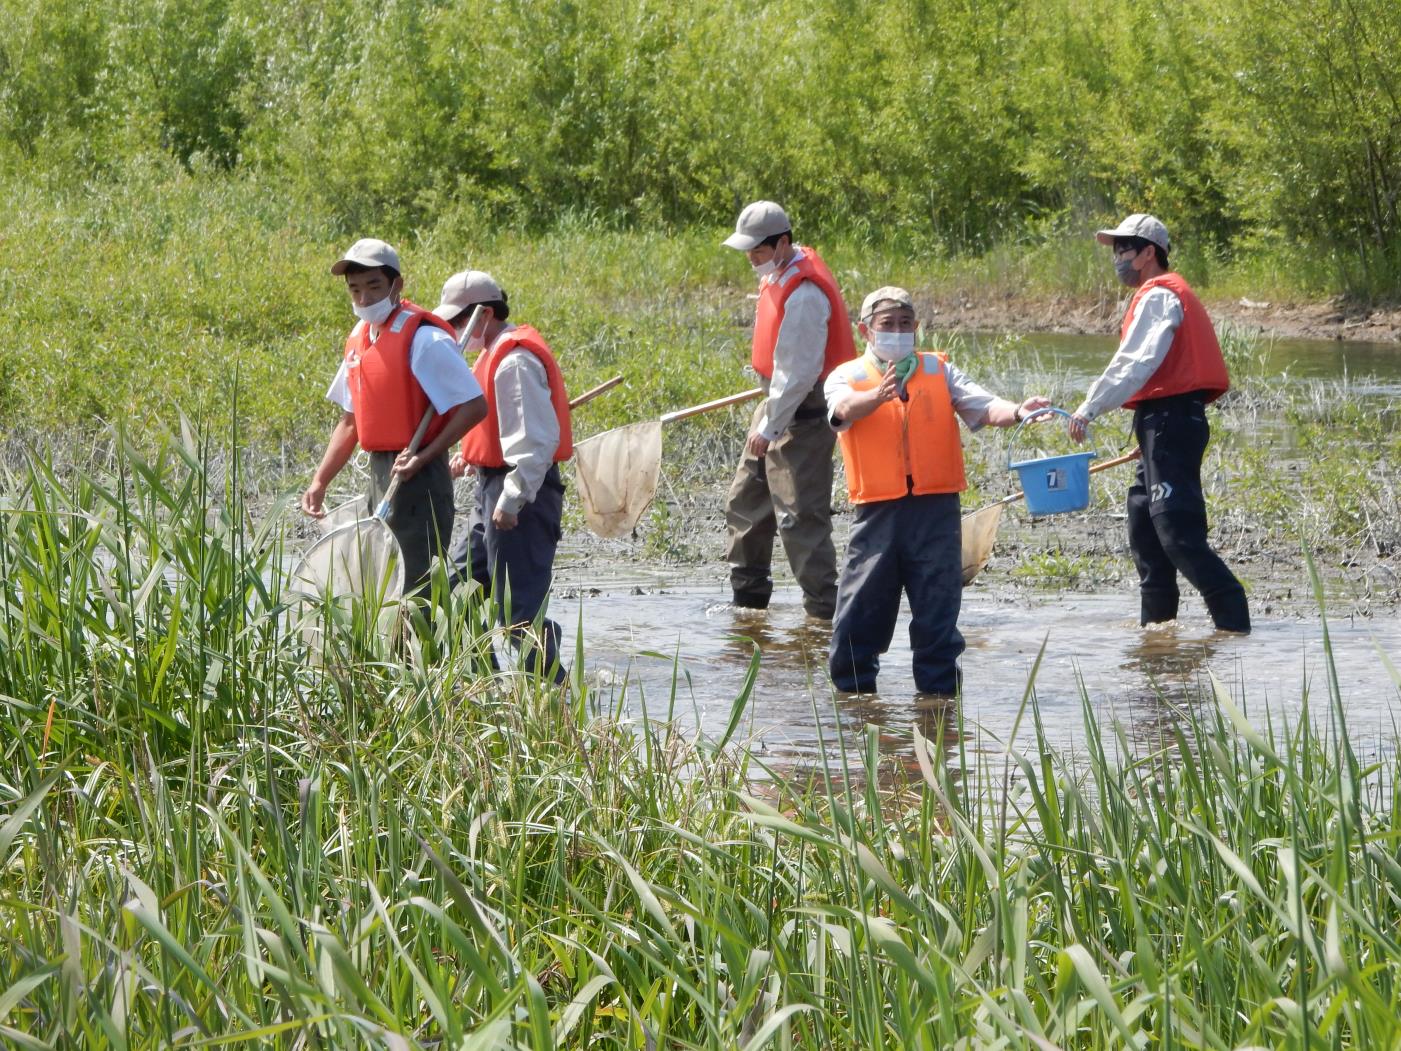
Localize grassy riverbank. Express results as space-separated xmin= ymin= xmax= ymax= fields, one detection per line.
xmin=3 ymin=161 xmax=1396 ymax=434
xmin=5 ymin=162 xmax=1398 ymax=611
xmin=1 ymin=443 xmax=1399 ymax=1047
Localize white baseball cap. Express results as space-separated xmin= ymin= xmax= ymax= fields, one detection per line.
xmin=330 ymin=237 xmax=401 ymax=276
xmin=431 ymin=270 xmax=504 ymax=320
xmin=1095 ymin=213 xmax=1170 ymax=252
xmin=723 ymin=200 xmax=792 ymax=250
xmin=859 ymin=286 xmax=915 ymax=322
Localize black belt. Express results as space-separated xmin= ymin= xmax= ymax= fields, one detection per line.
xmin=370 ymin=448 xmax=448 ymax=457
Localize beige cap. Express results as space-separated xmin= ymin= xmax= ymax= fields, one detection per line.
xmin=859 ymin=286 xmax=915 ymax=322
xmin=723 ymin=200 xmax=792 ymax=250
xmin=1095 ymin=213 xmax=1170 ymax=252
xmin=431 ymin=270 xmax=504 ymax=320
xmin=330 ymin=237 xmax=401 ymax=276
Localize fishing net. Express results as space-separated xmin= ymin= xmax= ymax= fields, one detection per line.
xmin=960 ymin=502 xmax=1003 ymax=586
xmin=572 ymin=421 xmax=663 ymax=539
xmin=317 ymin=496 xmax=369 ymax=535
xmin=288 ymin=517 xmax=406 ymax=656
xmin=290 ymin=517 xmax=405 ymax=605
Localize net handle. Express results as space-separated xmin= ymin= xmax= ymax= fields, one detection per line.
xmin=659 ymin=387 xmax=763 ymax=424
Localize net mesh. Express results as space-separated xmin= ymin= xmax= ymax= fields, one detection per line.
xmin=290 ymin=517 xmax=405 ymax=604
xmin=317 ymin=496 xmax=370 ymax=536
xmin=572 ymin=421 xmax=663 ymax=539
xmin=960 ymin=503 xmax=1003 ymax=586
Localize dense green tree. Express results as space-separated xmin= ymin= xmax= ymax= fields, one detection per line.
xmin=2 ymin=0 xmax=1397 ymax=278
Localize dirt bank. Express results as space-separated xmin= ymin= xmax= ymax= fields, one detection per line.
xmin=926 ymin=290 xmax=1401 ymax=344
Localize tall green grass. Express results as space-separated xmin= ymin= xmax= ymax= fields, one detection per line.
xmin=2 ymin=434 xmax=1400 ymax=1046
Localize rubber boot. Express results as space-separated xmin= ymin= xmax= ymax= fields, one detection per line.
xmin=1204 ymin=587 xmax=1251 ymax=634
xmin=1140 ymin=589 xmax=1180 ymax=626
xmin=732 ymin=587 xmax=771 ymax=610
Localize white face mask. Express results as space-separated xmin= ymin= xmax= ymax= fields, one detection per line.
xmin=352 ymin=296 xmax=394 ymax=326
xmin=752 ymin=258 xmax=779 ymax=279
xmin=457 ymin=314 xmax=488 ymax=352
xmin=869 ymin=330 xmax=916 ymax=362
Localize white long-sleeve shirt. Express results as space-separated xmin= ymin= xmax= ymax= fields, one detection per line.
xmin=824 ymin=351 xmax=1002 ymax=432
xmin=756 ymin=252 xmax=831 ymax=442
xmin=487 ymin=327 xmax=561 ymax=515
xmin=327 ymin=321 xmax=483 ymax=415
xmin=1074 ymin=287 xmax=1182 ymax=421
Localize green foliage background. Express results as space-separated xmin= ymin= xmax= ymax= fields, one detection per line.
xmin=2 ymin=0 xmax=1399 ymax=452
xmin=4 ymin=0 xmax=1400 ymax=263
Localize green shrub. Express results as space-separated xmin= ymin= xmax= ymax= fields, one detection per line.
xmin=3 ymin=0 xmax=1397 ymax=276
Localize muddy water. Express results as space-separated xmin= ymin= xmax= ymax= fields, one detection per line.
xmin=563 ymin=578 xmax=1401 ymax=772
xmin=555 ymin=330 xmax=1401 ymax=771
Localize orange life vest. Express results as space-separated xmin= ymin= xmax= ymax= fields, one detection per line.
xmin=835 ymin=351 xmax=967 ymax=505
xmin=1121 ymin=273 xmax=1229 ymax=408
xmin=344 ymin=300 xmax=459 ymax=452
xmin=751 ymin=247 xmax=855 ymax=382
xmin=461 ymin=324 xmax=574 ymax=468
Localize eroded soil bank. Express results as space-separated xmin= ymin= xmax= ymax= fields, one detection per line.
xmin=926 ymin=290 xmax=1401 ymax=343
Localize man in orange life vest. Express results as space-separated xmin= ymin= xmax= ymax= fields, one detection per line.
xmin=722 ymin=200 xmax=854 ymax=620
xmin=434 ymin=270 xmax=574 ymax=684
xmin=302 ymin=239 xmax=487 ymax=595
xmin=826 ymin=287 xmax=1050 ymax=696
xmin=1068 ymin=214 xmax=1250 ymax=633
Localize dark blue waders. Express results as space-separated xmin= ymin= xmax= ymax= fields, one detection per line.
xmin=828 ymin=491 xmax=964 ymax=696
xmin=1129 ymin=391 xmax=1249 ymax=632
xmin=449 ymin=464 xmax=568 ymax=683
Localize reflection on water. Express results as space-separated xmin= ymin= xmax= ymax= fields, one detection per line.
xmin=566 ymin=582 xmax=1401 ymax=775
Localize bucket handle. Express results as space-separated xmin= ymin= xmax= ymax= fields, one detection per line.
xmin=1006 ymin=406 xmax=1094 ymax=468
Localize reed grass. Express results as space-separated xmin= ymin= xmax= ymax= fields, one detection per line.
xmin=2 ymin=433 xmax=1400 ymax=1047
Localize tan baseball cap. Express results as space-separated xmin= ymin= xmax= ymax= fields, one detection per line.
xmin=723 ymin=200 xmax=792 ymax=250
xmin=431 ymin=270 xmax=504 ymax=320
xmin=1095 ymin=213 xmax=1170 ymax=252
xmin=859 ymin=286 xmax=915 ymax=322
xmin=330 ymin=237 xmax=401 ymax=276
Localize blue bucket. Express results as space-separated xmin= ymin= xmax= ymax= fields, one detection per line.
xmin=1007 ymin=408 xmax=1096 ymax=516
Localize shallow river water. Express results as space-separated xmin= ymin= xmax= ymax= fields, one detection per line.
xmin=547 ymin=331 xmax=1401 ymax=772
xmin=541 ymin=331 xmax=1401 ymax=772
xmin=557 ymin=576 xmax=1401 ymax=774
